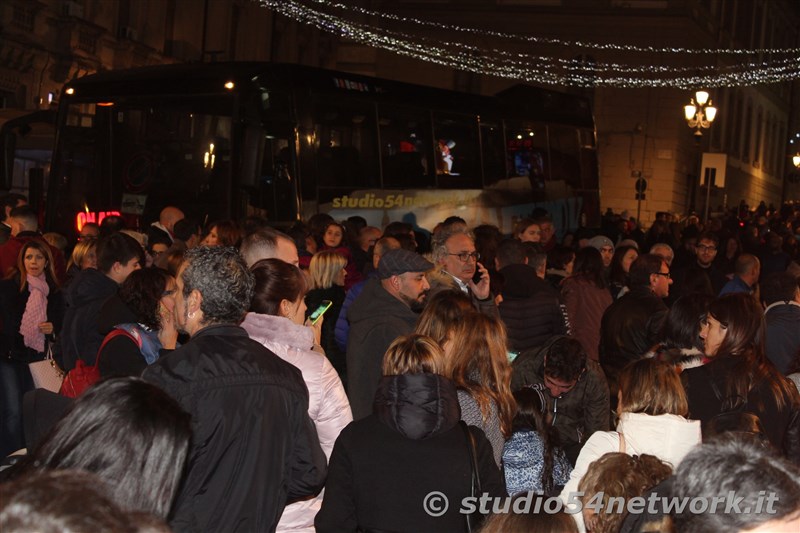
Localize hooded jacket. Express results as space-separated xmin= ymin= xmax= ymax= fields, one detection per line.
xmin=346 ymin=278 xmax=419 ymax=419
xmin=316 ymin=373 xmax=505 ymax=533
xmin=59 ymin=268 xmax=119 ymax=370
xmin=142 ymin=324 xmax=327 ymax=533
xmin=560 ymin=412 xmax=702 ymax=532
xmin=511 ymin=339 xmax=611 ymax=465
xmin=241 ymin=312 xmax=352 ymax=533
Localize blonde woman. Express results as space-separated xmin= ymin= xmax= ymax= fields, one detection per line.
xmin=65 ymin=238 xmax=98 ymax=286
xmin=445 ymin=313 xmax=517 ymax=466
xmin=560 ymin=357 xmax=701 ymax=532
xmin=306 ymin=250 xmax=348 ymax=381
xmin=317 ymin=334 xmax=504 ymax=533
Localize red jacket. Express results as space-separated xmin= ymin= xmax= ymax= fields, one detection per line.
xmin=0 ymin=232 xmax=67 ymax=284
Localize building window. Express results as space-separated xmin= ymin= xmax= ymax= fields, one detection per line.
xmin=78 ymin=30 xmax=97 ymax=54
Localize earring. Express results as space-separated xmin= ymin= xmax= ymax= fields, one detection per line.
xmin=188 ymin=311 xmax=195 ymax=319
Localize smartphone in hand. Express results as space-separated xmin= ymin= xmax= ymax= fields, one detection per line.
xmin=472 ymin=267 xmax=484 ymax=285
xmin=309 ymin=300 xmax=333 ymax=325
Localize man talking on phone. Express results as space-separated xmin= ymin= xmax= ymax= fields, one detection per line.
xmin=427 ymin=225 xmax=498 ymax=317
xmin=346 ymin=249 xmax=433 ymax=420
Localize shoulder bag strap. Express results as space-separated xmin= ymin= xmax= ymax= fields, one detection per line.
xmin=618 ymin=432 xmax=626 ymax=454
xmin=459 ymin=421 xmax=482 ymax=533
xmin=95 ymin=328 xmax=138 ymax=367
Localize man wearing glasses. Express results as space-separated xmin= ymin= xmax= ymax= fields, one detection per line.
xmin=671 ymin=232 xmax=727 ymax=299
xmin=599 ymin=254 xmax=672 ymax=409
xmin=428 ymin=225 xmax=498 ymax=317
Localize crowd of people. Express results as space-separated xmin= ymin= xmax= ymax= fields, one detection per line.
xmin=0 ymin=193 xmax=799 ymax=532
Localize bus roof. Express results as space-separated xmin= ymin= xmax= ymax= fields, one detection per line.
xmin=64 ymin=62 xmax=594 ymax=127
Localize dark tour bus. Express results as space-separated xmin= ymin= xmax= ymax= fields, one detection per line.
xmin=44 ymin=62 xmax=599 ymax=238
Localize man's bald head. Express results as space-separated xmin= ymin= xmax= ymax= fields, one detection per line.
xmin=159 ymin=207 xmax=185 ymax=233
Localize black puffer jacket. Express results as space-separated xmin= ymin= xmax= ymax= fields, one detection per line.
xmin=599 ymin=286 xmax=669 ymax=402
xmin=143 ymin=324 xmax=327 ymax=533
xmin=498 ymin=264 xmax=567 ymax=352
xmin=316 ymin=373 xmax=505 ymax=533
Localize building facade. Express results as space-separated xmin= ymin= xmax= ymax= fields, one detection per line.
xmin=1 ymin=0 xmax=798 ymax=224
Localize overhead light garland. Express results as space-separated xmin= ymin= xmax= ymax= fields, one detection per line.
xmin=293 ymin=0 xmax=800 ymax=56
xmin=258 ymin=0 xmax=800 ymax=88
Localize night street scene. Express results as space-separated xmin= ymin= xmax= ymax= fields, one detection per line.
xmin=0 ymin=1 xmax=799 ymax=532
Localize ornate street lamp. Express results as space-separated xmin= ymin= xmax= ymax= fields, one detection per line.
xmin=684 ymin=90 xmax=717 ymax=137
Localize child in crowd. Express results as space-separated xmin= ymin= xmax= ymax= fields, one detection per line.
xmin=502 ymin=387 xmax=572 ymax=496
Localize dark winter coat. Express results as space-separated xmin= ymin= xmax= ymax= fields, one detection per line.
xmin=59 ymin=268 xmax=119 ymax=370
xmin=95 ymin=294 xmax=171 ymax=378
xmin=498 ymin=264 xmax=566 ymax=353
xmin=142 ymin=324 xmax=327 ymax=533
xmin=682 ymin=355 xmax=800 ymax=458
xmin=599 ymin=286 xmax=669 ymax=402
xmin=764 ymin=301 xmax=800 ymax=375
xmin=316 ymin=373 xmax=505 ymax=533
xmin=346 ymin=278 xmax=419 ymax=419
xmin=0 ymin=276 xmax=64 ymax=363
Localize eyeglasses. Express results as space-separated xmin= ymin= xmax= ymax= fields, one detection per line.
xmin=696 ymin=245 xmax=717 ymax=252
xmin=447 ymin=251 xmax=480 ymax=262
xmin=654 ymin=271 xmax=671 ymax=279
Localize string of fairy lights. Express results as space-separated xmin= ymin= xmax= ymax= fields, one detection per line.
xmin=258 ymin=0 xmax=800 ymax=88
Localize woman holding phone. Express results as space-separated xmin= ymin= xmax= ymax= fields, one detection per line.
xmin=306 ymin=250 xmax=348 ymax=382
xmin=241 ymin=258 xmax=352 ymax=533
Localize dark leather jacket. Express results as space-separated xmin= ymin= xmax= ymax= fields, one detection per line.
xmin=143 ymin=324 xmax=327 ymax=533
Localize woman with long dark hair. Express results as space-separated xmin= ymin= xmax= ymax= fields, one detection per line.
xmin=647 ymin=293 xmax=714 ymax=371
xmin=682 ymin=293 xmax=800 ymax=455
xmin=0 ymin=240 xmax=64 ymax=456
xmin=96 ymin=268 xmax=179 ymax=378
xmin=12 ymin=378 xmax=191 ymax=519
xmin=201 ymin=220 xmax=241 ymax=247
xmin=241 ymin=258 xmax=352 ymax=532
xmin=561 ymin=247 xmax=612 ymax=362
xmin=607 ymin=245 xmax=638 ymax=299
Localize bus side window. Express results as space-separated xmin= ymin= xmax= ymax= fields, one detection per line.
xmin=378 ymin=105 xmax=432 ymax=188
xmin=432 ymin=113 xmax=481 ymax=189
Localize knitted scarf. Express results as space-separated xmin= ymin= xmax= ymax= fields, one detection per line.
xmin=20 ymin=273 xmax=49 ymax=353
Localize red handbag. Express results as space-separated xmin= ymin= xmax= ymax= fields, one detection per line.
xmin=59 ymin=329 xmax=138 ymax=398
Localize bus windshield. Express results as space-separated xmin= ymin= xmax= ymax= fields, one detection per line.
xmin=50 ymin=95 xmax=235 ymax=234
